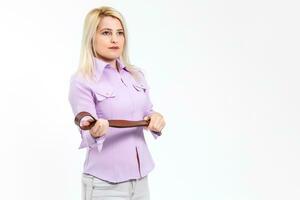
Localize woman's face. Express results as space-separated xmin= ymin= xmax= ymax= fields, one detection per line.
xmin=94 ymin=16 xmax=125 ymax=62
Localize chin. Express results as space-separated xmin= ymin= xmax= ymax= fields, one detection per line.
xmin=98 ymin=53 xmax=121 ymax=61
xmin=107 ymin=54 xmax=121 ymax=59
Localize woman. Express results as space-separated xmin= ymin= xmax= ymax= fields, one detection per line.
xmin=68 ymin=6 xmax=166 ymax=200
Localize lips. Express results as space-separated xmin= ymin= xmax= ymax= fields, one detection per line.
xmin=109 ymin=46 xmax=119 ymax=49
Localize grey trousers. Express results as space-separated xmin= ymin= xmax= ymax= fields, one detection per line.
xmin=81 ymin=173 xmax=150 ymax=200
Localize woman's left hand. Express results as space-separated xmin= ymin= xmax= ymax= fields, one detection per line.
xmin=143 ymin=112 xmax=166 ymax=133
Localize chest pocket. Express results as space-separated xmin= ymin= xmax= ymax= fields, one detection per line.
xmin=131 ymin=81 xmax=150 ymax=115
xmin=93 ymin=85 xmax=116 ymax=118
xmin=94 ymin=86 xmax=116 ymax=102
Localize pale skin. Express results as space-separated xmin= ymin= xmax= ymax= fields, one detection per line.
xmin=81 ymin=16 xmax=166 ymax=138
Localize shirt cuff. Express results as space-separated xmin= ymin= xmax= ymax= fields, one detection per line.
xmin=151 ymin=131 xmax=161 ymax=139
xmin=96 ymin=135 xmax=106 ymax=152
xmin=78 ymin=130 xmax=96 ymax=149
xmin=78 ymin=129 xmax=106 ymax=151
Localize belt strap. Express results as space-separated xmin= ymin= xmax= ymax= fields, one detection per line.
xmin=74 ymin=111 xmax=161 ymax=136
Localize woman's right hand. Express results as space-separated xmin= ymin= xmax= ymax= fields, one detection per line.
xmin=80 ymin=116 xmax=109 ymax=138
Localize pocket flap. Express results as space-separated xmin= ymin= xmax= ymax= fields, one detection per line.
xmin=132 ymin=82 xmax=148 ymax=92
xmin=94 ymin=86 xmax=116 ymax=101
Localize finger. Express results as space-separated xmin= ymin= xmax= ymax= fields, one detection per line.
xmin=97 ymin=120 xmax=108 ymax=136
xmin=81 ymin=120 xmax=90 ymax=126
xmin=154 ymin=120 xmax=161 ymax=130
xmin=148 ymin=119 xmax=155 ymax=130
xmin=100 ymin=119 xmax=108 ymax=128
xmin=144 ymin=115 xmax=150 ymax=121
xmin=98 ymin=123 xmax=106 ymax=134
xmin=96 ymin=121 xmax=103 ymax=134
xmin=80 ymin=116 xmax=94 ymax=126
xmin=87 ymin=118 xmax=95 ymax=124
xmin=96 ymin=128 xmax=103 ymax=137
xmin=152 ymin=118 xmax=161 ymax=131
xmin=80 ymin=118 xmax=89 ymax=126
xmin=92 ymin=122 xmax=101 ymax=135
xmin=157 ymin=121 xmax=165 ymax=132
xmin=155 ymin=118 xmax=165 ymax=132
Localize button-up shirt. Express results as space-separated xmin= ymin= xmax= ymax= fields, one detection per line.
xmin=68 ymin=56 xmax=160 ymax=183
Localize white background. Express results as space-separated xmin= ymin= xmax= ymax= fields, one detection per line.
xmin=0 ymin=0 xmax=299 ymax=199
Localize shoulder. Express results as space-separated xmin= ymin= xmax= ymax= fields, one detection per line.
xmin=131 ymin=67 xmax=151 ymax=89
xmin=134 ymin=66 xmax=148 ymax=77
xmin=69 ymin=72 xmax=94 ymax=90
xmin=70 ymin=71 xmax=96 ymax=84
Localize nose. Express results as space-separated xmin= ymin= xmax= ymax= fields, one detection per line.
xmin=111 ymin=33 xmax=118 ymax=43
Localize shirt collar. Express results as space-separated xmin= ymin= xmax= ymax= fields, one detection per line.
xmin=93 ymin=56 xmax=127 ymax=81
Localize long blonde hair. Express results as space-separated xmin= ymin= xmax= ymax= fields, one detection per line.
xmin=76 ymin=6 xmax=141 ymax=82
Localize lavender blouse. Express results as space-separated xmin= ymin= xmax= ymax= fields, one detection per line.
xmin=68 ymin=57 xmax=160 ymax=183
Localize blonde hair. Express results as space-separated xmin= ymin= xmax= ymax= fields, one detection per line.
xmin=76 ymin=6 xmax=142 ymax=82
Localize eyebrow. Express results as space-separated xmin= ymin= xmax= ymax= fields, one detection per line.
xmin=99 ymin=28 xmax=124 ymax=31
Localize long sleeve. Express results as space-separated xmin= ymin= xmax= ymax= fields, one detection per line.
xmin=68 ymin=75 xmax=106 ymax=152
xmin=137 ymin=70 xmax=161 ymax=139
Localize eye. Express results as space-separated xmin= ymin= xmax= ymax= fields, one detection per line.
xmin=102 ymin=31 xmax=111 ymax=35
xmin=118 ymin=32 xmax=124 ymax=35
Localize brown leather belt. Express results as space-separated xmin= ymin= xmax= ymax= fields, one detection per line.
xmin=74 ymin=111 xmax=161 ymax=136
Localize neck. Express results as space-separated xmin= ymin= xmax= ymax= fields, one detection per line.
xmin=96 ymin=54 xmax=118 ymax=70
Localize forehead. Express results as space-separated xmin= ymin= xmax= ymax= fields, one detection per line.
xmin=98 ymin=16 xmax=123 ymax=30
